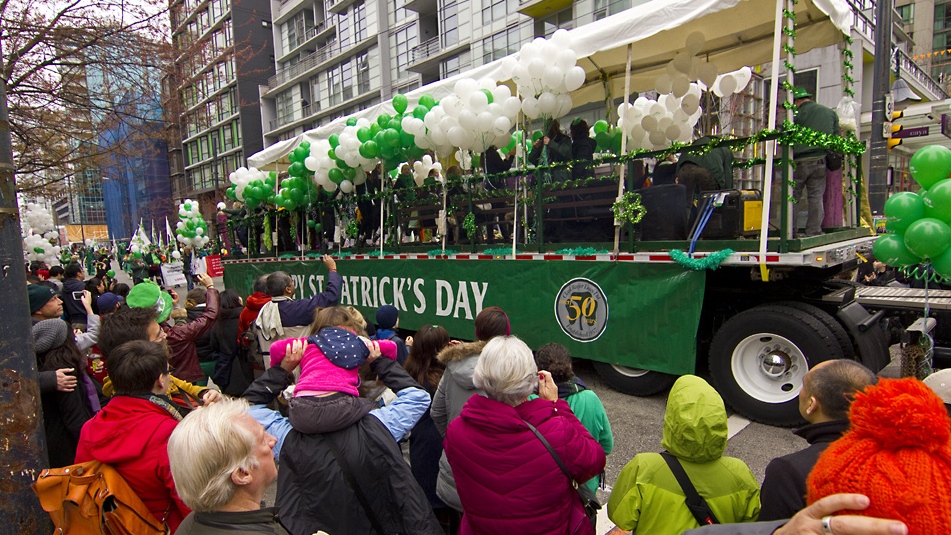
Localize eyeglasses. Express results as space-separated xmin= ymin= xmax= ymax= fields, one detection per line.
xmin=164 ymin=365 xmax=175 ymax=375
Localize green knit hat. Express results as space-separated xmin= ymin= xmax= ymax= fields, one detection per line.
xmin=126 ymin=281 xmax=173 ymax=323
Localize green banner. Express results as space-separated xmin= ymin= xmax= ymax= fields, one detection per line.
xmin=224 ymin=259 xmax=705 ymax=375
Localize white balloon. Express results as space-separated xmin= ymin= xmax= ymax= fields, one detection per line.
xmin=662 ymin=94 xmax=680 ymax=111
xmin=657 ymin=116 xmax=674 ymax=132
xmin=649 ymin=130 xmax=668 ymax=147
xmin=455 ymin=78 xmax=478 ymax=97
xmin=671 ymin=74 xmax=690 ymax=98
xmin=305 ymin=156 xmax=319 ymax=171
xmin=196 ymin=227 xmax=204 ymax=236
xmin=502 ymin=96 xmax=522 ymax=118
xmin=641 ymin=115 xmax=659 ymax=131
xmin=476 ymin=111 xmax=494 ymax=132
xmin=493 ymin=116 xmax=512 ymax=135
xmin=672 ymin=52 xmax=692 ymax=74
xmin=654 ymin=74 xmax=672 ymax=95
xmin=685 ymin=31 xmax=706 ymax=55
xmin=500 ymin=57 xmax=517 ymax=79
xmin=665 ymin=124 xmax=682 ymax=141
xmin=543 ymin=67 xmax=563 ymax=91
xmin=339 ymin=180 xmax=354 ymax=194
xmin=448 ymin=126 xmax=467 ymax=148
xmin=528 ymin=59 xmax=546 ymax=79
xmin=649 ymin=102 xmax=666 ymax=117
xmin=469 ymin=90 xmax=489 ymax=112
xmin=564 ymin=66 xmax=585 ymax=91
xmin=538 ymin=92 xmax=557 ymax=115
xmin=715 ymin=74 xmax=737 ymax=97
xmin=522 ymin=96 xmax=540 ymax=118
xmin=492 ymin=84 xmax=512 ymax=102
xmin=734 ymin=66 xmax=753 ymax=93
xmin=554 ymin=94 xmax=572 ymax=118
xmin=680 ymin=93 xmax=700 ymax=115
xmin=551 ymin=28 xmax=571 ymax=48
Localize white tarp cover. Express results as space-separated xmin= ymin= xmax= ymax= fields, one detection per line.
xmin=248 ymin=0 xmax=851 ymax=168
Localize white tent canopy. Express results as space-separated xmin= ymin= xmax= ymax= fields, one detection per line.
xmin=248 ymin=0 xmax=851 ymax=168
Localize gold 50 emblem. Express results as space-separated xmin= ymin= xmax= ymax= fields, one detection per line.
xmin=554 ymin=278 xmax=608 ymax=342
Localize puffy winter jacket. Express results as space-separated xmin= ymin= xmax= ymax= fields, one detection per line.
xmin=445 ymin=395 xmax=606 ymax=535
xmin=431 ymin=340 xmax=485 ymax=510
xmin=165 ymin=288 xmax=219 ymax=382
xmin=75 ymin=395 xmax=190 ymax=532
xmin=237 ymin=292 xmax=271 ymax=341
xmin=607 ymin=375 xmax=760 ymax=534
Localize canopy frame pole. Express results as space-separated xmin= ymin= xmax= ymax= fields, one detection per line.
xmin=613 ymin=43 xmax=633 ymax=256
xmin=758 ymin=0 xmax=789 ymax=281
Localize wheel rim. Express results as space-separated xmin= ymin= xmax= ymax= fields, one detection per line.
xmin=731 ymin=333 xmax=808 ymax=404
xmin=610 ymin=365 xmax=651 ymax=378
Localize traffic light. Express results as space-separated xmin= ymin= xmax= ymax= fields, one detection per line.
xmin=886 ymin=110 xmax=903 ymax=151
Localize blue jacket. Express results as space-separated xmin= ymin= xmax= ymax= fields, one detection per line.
xmin=276 ymin=270 xmax=343 ymax=327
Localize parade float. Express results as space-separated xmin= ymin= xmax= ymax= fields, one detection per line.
xmin=222 ymin=0 xmax=951 ymax=426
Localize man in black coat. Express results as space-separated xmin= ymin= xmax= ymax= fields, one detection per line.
xmin=758 ymin=359 xmax=877 ymax=521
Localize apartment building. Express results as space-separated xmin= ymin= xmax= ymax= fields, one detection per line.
xmin=258 ymin=0 xmax=649 ymax=147
xmin=168 ymin=0 xmax=275 ymax=212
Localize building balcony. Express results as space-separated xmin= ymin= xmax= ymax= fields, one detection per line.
xmin=276 ymin=21 xmax=335 ymax=64
xmin=407 ymin=36 xmax=470 ymax=75
xmin=267 ymin=35 xmax=374 ymax=92
xmin=897 ymin=48 xmax=949 ymax=100
xmin=517 ymin=0 xmax=572 ymax=19
xmin=404 ymin=0 xmax=436 ymax=14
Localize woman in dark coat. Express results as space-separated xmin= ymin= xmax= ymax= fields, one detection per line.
xmin=570 ymin=119 xmax=598 ymax=180
xmin=34 ymin=319 xmax=100 ymax=467
xmin=404 ymin=324 xmax=459 ymax=531
xmin=208 ymin=289 xmax=250 ymax=396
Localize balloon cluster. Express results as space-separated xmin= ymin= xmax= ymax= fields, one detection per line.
xmin=436 ymin=78 xmax=521 ymax=154
xmin=22 ymin=202 xmax=62 ymax=265
xmin=503 ymin=29 xmax=583 ymax=120
xmin=412 ymin=155 xmax=444 ymax=186
xmin=227 ymin=167 xmax=277 ymax=209
xmin=874 ymin=145 xmax=951 ymax=278
xmin=591 ymin=120 xmax=623 ymax=154
xmin=176 ymin=200 xmax=211 ymax=248
xmin=618 ymin=90 xmax=701 ymax=150
xmin=278 ymin=141 xmax=324 ymax=203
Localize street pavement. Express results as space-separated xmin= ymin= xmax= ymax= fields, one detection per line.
xmin=111 ymin=259 xmax=903 ymax=533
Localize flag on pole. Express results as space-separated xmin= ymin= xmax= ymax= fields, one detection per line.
xmin=166 ymin=217 xmax=178 ymax=251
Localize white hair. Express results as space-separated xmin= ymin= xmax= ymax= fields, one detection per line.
xmin=473 ymin=336 xmax=538 ymax=406
xmin=167 ymin=397 xmax=258 ymax=512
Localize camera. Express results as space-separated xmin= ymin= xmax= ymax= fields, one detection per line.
xmin=72 ymin=291 xmax=84 ymax=301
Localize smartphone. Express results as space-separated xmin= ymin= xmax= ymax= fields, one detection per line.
xmin=72 ymin=291 xmax=84 ymax=300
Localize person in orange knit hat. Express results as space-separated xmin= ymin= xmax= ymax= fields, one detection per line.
xmin=807 ymin=377 xmax=951 ymax=534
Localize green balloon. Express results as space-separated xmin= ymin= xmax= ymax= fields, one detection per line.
xmin=532 ymin=130 xmax=544 ymax=142
xmin=481 ymin=88 xmax=493 ymax=104
xmin=873 ymin=234 xmax=919 ymax=266
xmin=419 ymin=94 xmax=436 ymax=109
xmin=380 ymin=145 xmax=396 ymax=160
xmin=346 ymin=117 xmax=358 ymax=126
xmin=289 ymin=162 xmax=305 ymax=176
xmin=336 ymin=159 xmax=349 ymax=170
xmin=360 ymin=140 xmax=379 ymax=158
xmin=226 ymin=187 xmax=236 ymax=200
xmin=186 ymin=220 xmax=196 ymax=230
xmin=328 ymin=148 xmax=337 ymax=160
xmin=471 ymin=153 xmax=481 ymax=168
xmin=884 ymin=191 xmax=925 ymax=233
xmin=932 ymin=248 xmax=951 ymax=279
xmin=33 ymin=247 xmax=44 ymax=253
xmin=357 ymin=127 xmax=371 ymax=142
xmin=923 ymin=178 xmax=951 ymax=224
xmin=313 ymin=223 xmax=323 ymax=233
xmin=387 ymin=119 xmax=401 ymax=131
xmin=383 ymin=128 xmax=400 ymax=147
xmin=290 ymin=189 xmax=304 ymax=203
xmin=377 ymin=114 xmax=391 ymax=128
xmin=594 ymin=120 xmax=609 ymax=134
xmin=328 ymin=168 xmax=344 ymax=184
xmin=280 ymin=188 xmax=293 ymax=199
xmin=184 ymin=202 xmax=192 ymax=211
xmin=400 ymin=130 xmax=415 ymax=147
xmin=107 ymin=269 xmax=116 ymax=278
xmin=300 ymin=141 xmax=310 ymax=151
xmin=307 ymin=219 xmax=317 ymax=228
xmin=392 ymin=93 xmax=408 ymax=114
xmin=329 ymin=134 xmax=340 ymax=148
xmin=595 ymin=131 xmax=611 ymax=150
xmin=412 ymin=106 xmax=428 ymax=120
xmin=910 ymin=145 xmax=951 ymax=190
xmin=343 ymin=167 xmax=357 ymax=181
xmin=370 ymin=123 xmax=382 ymax=136
xmin=905 ymin=217 xmax=951 ymax=259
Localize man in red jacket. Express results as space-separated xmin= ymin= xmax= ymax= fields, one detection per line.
xmin=75 ymin=339 xmax=192 ymax=532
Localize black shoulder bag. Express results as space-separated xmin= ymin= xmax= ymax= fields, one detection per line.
xmin=522 ymin=419 xmax=600 ymax=528
xmin=659 ymin=452 xmax=719 ymax=526
xmin=319 ymin=434 xmax=386 ymax=534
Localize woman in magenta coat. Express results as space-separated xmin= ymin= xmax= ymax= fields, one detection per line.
xmin=444 ymin=336 xmax=606 ymax=535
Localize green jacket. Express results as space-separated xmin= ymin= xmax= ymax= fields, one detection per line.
xmin=793 ymin=100 xmax=839 ymax=160
xmin=678 ymin=137 xmax=735 ymax=189
xmin=607 ymin=375 xmax=760 ymax=534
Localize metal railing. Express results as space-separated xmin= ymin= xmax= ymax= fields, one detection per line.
xmin=268 ymin=35 xmax=366 ymax=89
xmin=410 ymin=37 xmax=442 ymax=63
xmin=898 ymin=48 xmax=949 ymax=99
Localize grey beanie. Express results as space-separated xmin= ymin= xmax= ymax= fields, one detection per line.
xmin=33 ymin=319 xmax=69 ymax=354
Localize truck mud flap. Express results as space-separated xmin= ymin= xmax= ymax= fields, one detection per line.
xmin=836 ymin=301 xmax=890 ymax=372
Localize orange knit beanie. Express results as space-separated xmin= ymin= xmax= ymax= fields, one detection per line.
xmin=807 ymin=377 xmax=951 ymax=533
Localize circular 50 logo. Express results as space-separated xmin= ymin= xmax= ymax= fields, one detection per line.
xmin=554 ymin=278 xmax=608 ymax=342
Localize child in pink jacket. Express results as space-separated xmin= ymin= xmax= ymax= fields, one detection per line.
xmin=270 ymin=306 xmax=398 ymax=433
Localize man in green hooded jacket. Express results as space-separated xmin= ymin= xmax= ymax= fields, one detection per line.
xmin=608 ymin=375 xmax=760 ymax=534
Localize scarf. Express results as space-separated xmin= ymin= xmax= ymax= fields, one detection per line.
xmin=128 ymin=393 xmax=185 ymax=422
xmin=255 ymin=296 xmax=290 ymax=340
xmin=556 ymin=377 xmax=587 ymax=400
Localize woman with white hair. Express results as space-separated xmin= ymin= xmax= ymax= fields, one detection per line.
xmin=444 ymin=336 xmax=606 ymax=534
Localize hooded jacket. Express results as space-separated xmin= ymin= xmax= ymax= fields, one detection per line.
xmin=445 ymin=395 xmax=606 ymax=535
xmin=431 ymin=340 xmax=485 ymax=510
xmin=238 ymin=292 xmax=271 ymax=341
xmin=164 ymin=287 xmax=219 ymax=383
xmin=63 ymin=277 xmax=87 ymax=325
xmin=607 ymin=375 xmax=760 ymax=534
xmin=75 ymin=395 xmax=190 ymax=532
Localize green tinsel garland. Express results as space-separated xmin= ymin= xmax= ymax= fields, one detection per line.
xmin=483 ymin=247 xmax=516 ymax=257
xmin=346 ymin=220 xmax=359 ymax=238
xmin=612 ymin=192 xmax=646 ymax=226
xmin=463 ymin=213 xmax=476 ymax=238
xmin=428 ymin=249 xmax=459 ymax=256
xmin=263 ymin=217 xmax=273 ymax=250
xmin=669 ymin=249 xmax=735 ymax=271
xmin=366 ymin=250 xmax=396 ymax=257
xmin=555 ymin=247 xmax=609 ymax=255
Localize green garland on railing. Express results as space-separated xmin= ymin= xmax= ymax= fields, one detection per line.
xmin=612 ymin=191 xmax=646 ymax=226
xmin=263 ymin=216 xmax=272 ymax=250
xmin=555 ymin=247 xmax=609 ymax=255
xmin=427 ymin=249 xmax=459 ymax=256
xmin=669 ymin=249 xmax=735 ymax=271
xmin=346 ymin=220 xmax=359 ymax=239
xmin=781 ymin=4 xmax=798 ymax=111
xmin=463 ymin=213 xmax=476 ymax=238
xmin=843 ymin=35 xmax=856 ymax=97
xmin=365 ymin=250 xmax=396 ymax=257
xmin=483 ymin=247 xmax=517 ymax=257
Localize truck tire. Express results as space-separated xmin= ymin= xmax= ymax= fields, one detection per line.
xmin=775 ymin=301 xmax=856 ymax=360
xmin=592 ymin=361 xmax=678 ymax=396
xmin=708 ymin=304 xmax=845 ymax=426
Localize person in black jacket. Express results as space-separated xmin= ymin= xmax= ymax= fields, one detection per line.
xmin=242 ymin=344 xmax=442 ymax=535
xmin=570 ymin=118 xmax=597 ymax=180
xmin=209 ymin=289 xmax=250 ymax=396
xmin=759 ymin=359 xmax=877 ymax=521
xmin=62 ymin=263 xmax=88 ymax=329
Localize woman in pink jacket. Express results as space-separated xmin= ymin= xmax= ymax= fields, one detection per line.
xmin=444 ymin=336 xmax=606 ymax=534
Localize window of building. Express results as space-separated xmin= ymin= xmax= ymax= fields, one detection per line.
xmin=356 ymin=52 xmax=370 ymax=93
xmin=441 ymin=52 xmax=470 ymax=78
xmin=442 ymin=1 xmax=459 ymax=46
xmin=285 ymin=10 xmax=315 ymax=53
xmin=897 ymin=3 xmax=913 ymax=25
xmin=277 ymin=89 xmax=296 ymax=122
xmin=536 ymin=7 xmax=572 ymax=37
xmin=393 ymin=23 xmax=418 ymax=71
xmin=394 ymin=0 xmax=410 ymax=24
xmin=353 ymin=3 xmax=367 ymax=41
xmin=482 ymin=0 xmax=518 ymax=26
xmin=594 ymin=0 xmax=630 ymax=20
xmin=482 ymin=25 xmax=520 ymax=64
